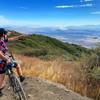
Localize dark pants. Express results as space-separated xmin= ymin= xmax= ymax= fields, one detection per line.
xmin=0 ymin=60 xmax=17 ymax=74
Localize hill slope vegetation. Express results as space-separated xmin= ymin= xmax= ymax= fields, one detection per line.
xmin=8 ymin=31 xmax=92 ymax=60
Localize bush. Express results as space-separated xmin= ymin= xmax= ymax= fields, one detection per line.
xmin=23 ymin=49 xmax=48 ymax=57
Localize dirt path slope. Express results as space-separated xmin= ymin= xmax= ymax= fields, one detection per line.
xmin=0 ymin=77 xmax=92 ymax=100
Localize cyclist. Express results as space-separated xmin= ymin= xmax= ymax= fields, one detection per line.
xmin=0 ymin=28 xmax=25 ymax=97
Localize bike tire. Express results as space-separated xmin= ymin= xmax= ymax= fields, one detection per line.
xmin=9 ymin=73 xmax=27 ymax=100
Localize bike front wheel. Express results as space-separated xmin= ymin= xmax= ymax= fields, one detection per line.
xmin=9 ymin=73 xmax=27 ymax=100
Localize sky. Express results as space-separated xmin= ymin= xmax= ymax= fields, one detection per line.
xmin=0 ymin=0 xmax=100 ymax=27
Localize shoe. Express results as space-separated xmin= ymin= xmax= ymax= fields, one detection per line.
xmin=0 ymin=91 xmax=3 ymax=97
xmin=19 ymin=76 xmax=25 ymax=82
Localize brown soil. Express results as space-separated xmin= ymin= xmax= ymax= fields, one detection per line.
xmin=0 ymin=77 xmax=92 ymax=100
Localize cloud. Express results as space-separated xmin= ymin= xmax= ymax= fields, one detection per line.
xmin=56 ymin=3 xmax=93 ymax=8
xmin=84 ymin=0 xmax=93 ymax=1
xmin=56 ymin=5 xmax=75 ymax=8
xmin=80 ymin=3 xmax=93 ymax=7
xmin=0 ymin=15 xmax=10 ymax=25
xmin=53 ymin=36 xmax=69 ymax=42
xmin=80 ymin=0 xmax=93 ymax=2
xmin=91 ymin=11 xmax=100 ymax=14
xmin=0 ymin=15 xmax=33 ymax=26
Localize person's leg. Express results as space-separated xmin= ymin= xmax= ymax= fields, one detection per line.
xmin=16 ymin=63 xmax=23 ymax=76
xmin=15 ymin=64 xmax=25 ymax=82
xmin=0 ymin=74 xmax=5 ymax=89
xmin=0 ymin=74 xmax=5 ymax=96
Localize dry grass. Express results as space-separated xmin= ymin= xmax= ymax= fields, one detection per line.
xmin=14 ymin=54 xmax=100 ymax=100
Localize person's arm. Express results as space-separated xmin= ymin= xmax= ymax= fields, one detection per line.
xmin=0 ymin=51 xmax=8 ymax=61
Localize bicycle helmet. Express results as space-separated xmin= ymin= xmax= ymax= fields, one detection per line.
xmin=0 ymin=28 xmax=8 ymax=37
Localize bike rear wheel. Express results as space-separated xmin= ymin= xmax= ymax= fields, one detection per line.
xmin=9 ymin=73 xmax=27 ymax=100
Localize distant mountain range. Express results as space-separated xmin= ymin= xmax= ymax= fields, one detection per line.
xmin=3 ymin=25 xmax=100 ymax=48
xmin=67 ymin=25 xmax=100 ymax=31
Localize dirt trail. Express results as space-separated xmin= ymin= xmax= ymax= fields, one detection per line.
xmin=0 ymin=77 xmax=92 ymax=100
xmin=9 ymin=35 xmax=25 ymax=41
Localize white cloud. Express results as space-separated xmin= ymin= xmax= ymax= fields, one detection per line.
xmin=80 ymin=37 xmax=100 ymax=43
xmin=91 ymin=11 xmax=100 ymax=14
xmin=0 ymin=15 xmax=33 ymax=26
xmin=56 ymin=3 xmax=93 ymax=8
xmin=0 ymin=15 xmax=10 ymax=25
xmin=80 ymin=0 xmax=93 ymax=2
xmin=56 ymin=5 xmax=75 ymax=8
xmin=84 ymin=0 xmax=93 ymax=1
xmin=80 ymin=3 xmax=93 ymax=7
xmin=54 ymin=36 xmax=69 ymax=42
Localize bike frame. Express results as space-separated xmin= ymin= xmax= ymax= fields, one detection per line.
xmin=5 ymin=65 xmax=27 ymax=100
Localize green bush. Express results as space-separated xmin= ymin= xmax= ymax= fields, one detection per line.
xmin=22 ymin=49 xmax=48 ymax=57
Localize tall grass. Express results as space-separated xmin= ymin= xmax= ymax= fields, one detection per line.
xmin=14 ymin=54 xmax=100 ymax=100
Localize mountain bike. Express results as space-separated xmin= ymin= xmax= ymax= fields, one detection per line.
xmin=5 ymin=59 xmax=27 ymax=100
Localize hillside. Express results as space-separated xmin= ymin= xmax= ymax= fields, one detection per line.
xmin=7 ymin=31 xmax=100 ymax=100
xmin=8 ymin=31 xmax=92 ymax=60
xmin=1 ymin=77 xmax=92 ymax=100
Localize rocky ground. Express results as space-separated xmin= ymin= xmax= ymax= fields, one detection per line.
xmin=0 ymin=77 xmax=92 ymax=100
